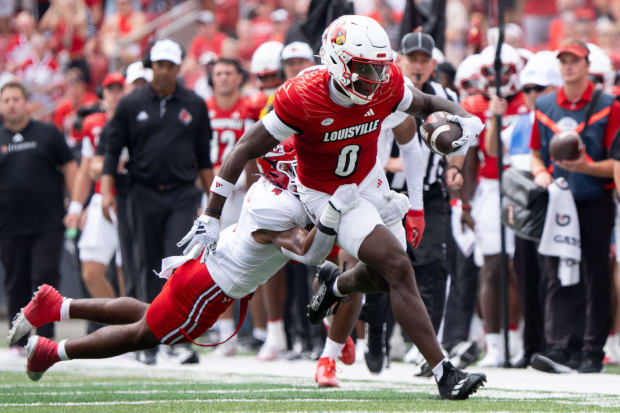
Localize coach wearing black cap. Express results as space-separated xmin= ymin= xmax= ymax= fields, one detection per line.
xmin=397 ymin=32 xmax=480 ymax=370
xmin=101 ymin=39 xmax=213 ymax=364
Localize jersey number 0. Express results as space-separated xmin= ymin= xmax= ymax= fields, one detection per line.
xmin=334 ymin=144 xmax=360 ymax=177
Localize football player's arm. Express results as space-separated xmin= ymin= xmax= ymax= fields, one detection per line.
xmin=392 ymin=116 xmax=423 ymax=209
xmin=205 ymin=121 xmax=280 ymax=217
xmin=262 ymin=225 xmax=337 ymax=266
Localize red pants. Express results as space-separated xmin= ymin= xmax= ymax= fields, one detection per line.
xmin=146 ymin=258 xmax=234 ymax=345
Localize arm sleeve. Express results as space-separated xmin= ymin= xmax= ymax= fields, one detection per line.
xmin=102 ymin=100 xmax=129 ymax=176
xmin=51 ymin=126 xmax=74 ymax=165
xmin=280 ymin=229 xmax=337 ymax=265
xmin=262 ymin=110 xmax=298 ymax=142
xmin=195 ymin=99 xmax=213 ymax=169
xmin=397 ymin=135 xmax=424 ymax=210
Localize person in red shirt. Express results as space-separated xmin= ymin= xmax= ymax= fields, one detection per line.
xmin=182 ymin=15 xmax=487 ymax=400
xmin=64 ymin=73 xmax=126 ymax=302
xmin=100 ymin=0 xmax=147 ymax=65
xmin=461 ymin=43 xmax=529 ymax=367
xmin=39 ymin=0 xmax=88 ymax=61
xmin=183 ymin=11 xmax=230 ymax=79
xmin=204 ymin=58 xmax=259 ymax=357
xmin=530 ymin=39 xmax=620 ymax=374
xmin=53 ymin=64 xmax=98 ymax=147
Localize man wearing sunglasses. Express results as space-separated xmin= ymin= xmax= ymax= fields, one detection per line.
xmin=486 ymin=51 xmax=562 ymax=369
xmin=529 ymin=39 xmax=620 ymax=374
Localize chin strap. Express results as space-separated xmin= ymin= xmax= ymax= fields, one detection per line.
xmin=178 ymin=295 xmax=250 ymax=347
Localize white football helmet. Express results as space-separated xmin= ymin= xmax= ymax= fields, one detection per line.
xmin=587 ymin=42 xmax=613 ymax=91
xmin=320 ymin=15 xmax=394 ymax=105
xmin=479 ymin=44 xmax=523 ymax=97
xmin=455 ymin=54 xmax=484 ymax=98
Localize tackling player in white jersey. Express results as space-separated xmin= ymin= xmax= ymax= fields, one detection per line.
xmin=10 ymin=140 xmax=410 ymax=381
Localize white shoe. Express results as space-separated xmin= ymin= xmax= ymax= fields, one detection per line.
xmin=355 ymin=338 xmax=367 ymax=364
xmin=257 ymin=341 xmax=286 ymax=361
xmin=388 ymin=325 xmax=406 ymax=361
xmin=404 ymin=344 xmax=424 ymax=364
xmin=605 ymin=334 xmax=620 ymax=365
xmin=213 ymin=340 xmax=238 ymax=357
xmin=477 ymin=350 xmax=504 ymax=367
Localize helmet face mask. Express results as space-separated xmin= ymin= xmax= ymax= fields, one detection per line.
xmin=321 ymin=15 xmax=393 ymax=105
xmin=256 ymin=140 xmax=298 ymax=194
xmin=479 ymin=44 xmax=522 ymax=96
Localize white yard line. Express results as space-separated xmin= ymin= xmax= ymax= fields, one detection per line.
xmin=2 ymin=348 xmax=620 ymax=398
xmin=0 ymin=399 xmax=377 ymax=407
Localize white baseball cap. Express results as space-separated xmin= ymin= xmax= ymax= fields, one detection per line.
xmin=126 ymin=61 xmax=153 ymax=84
xmin=281 ymin=41 xmax=314 ymax=62
xmin=150 ymin=39 xmax=183 ymax=66
xmin=520 ymin=51 xmax=563 ymax=88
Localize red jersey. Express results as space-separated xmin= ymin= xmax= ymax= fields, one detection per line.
xmin=271 ymin=66 xmax=406 ymax=194
xmin=461 ymin=92 xmax=529 ymax=180
xmin=206 ymin=97 xmax=254 ymax=168
xmin=81 ymin=112 xmax=107 ymax=193
xmin=54 ymin=92 xmax=99 ymax=140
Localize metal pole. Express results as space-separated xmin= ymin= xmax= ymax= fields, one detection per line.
xmin=493 ymin=0 xmax=511 ymax=368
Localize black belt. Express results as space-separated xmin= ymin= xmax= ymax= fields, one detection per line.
xmin=133 ymin=179 xmax=192 ymax=192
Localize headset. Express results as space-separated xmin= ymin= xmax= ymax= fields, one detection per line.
xmin=207 ymin=57 xmax=248 ymax=89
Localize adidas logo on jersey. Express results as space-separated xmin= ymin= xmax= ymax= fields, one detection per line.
xmin=363 ymin=108 xmax=375 ymax=117
xmin=322 ymin=119 xmax=380 ymax=142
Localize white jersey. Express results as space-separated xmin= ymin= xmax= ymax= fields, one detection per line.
xmin=207 ymin=178 xmax=311 ymax=298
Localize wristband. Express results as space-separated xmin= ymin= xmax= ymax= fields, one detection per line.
xmin=320 ymin=202 xmax=341 ymax=230
xmin=534 ymin=168 xmax=549 ymax=177
xmin=210 ymin=176 xmax=235 ymax=197
xmin=68 ymin=201 xmax=83 ymax=215
xmin=461 ymin=203 xmax=472 ymax=212
xmin=205 ymin=208 xmax=222 ymax=218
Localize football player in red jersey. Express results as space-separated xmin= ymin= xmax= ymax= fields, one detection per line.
xmin=63 ymin=73 xmax=126 ymax=300
xmin=460 ymin=44 xmax=529 ymax=367
xmin=205 ymin=58 xmax=258 ymax=356
xmin=181 ymin=16 xmax=486 ymax=400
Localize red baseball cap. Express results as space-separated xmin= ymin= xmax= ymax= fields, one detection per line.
xmin=102 ymin=72 xmax=125 ymax=88
xmin=557 ymin=39 xmax=589 ymax=59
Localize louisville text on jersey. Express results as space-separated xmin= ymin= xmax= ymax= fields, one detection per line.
xmin=322 ymin=119 xmax=380 ymax=142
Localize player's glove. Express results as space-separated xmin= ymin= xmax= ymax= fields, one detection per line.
xmin=405 ymin=209 xmax=425 ymax=249
xmin=379 ymin=191 xmax=410 ymax=226
xmin=446 ymin=114 xmax=484 ymax=157
xmin=176 ymin=214 xmax=220 ymax=263
xmin=328 ymin=184 xmax=361 ymax=214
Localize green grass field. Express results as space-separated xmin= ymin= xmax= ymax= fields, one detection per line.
xmin=1 ymin=370 xmax=620 ymax=412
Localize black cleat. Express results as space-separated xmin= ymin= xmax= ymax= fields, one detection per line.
xmin=365 ymin=323 xmax=386 ymax=374
xmin=437 ymin=360 xmax=486 ymax=400
xmin=307 ymin=262 xmax=344 ymax=325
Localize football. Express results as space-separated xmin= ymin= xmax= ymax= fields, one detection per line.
xmin=419 ymin=111 xmax=463 ymax=156
xmin=549 ymin=131 xmax=582 ymax=161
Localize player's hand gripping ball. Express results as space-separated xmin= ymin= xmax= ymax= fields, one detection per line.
xmin=419 ymin=111 xmax=464 ymax=156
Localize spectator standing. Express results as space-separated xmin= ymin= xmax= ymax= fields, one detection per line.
xmin=64 ymin=73 xmax=126 ymax=301
xmin=100 ymin=0 xmax=147 ymax=66
xmin=530 ymin=39 xmax=620 ymax=374
xmin=101 ymin=39 xmax=213 ymax=365
xmin=39 ymin=0 xmax=89 ymax=61
xmin=0 ymin=81 xmax=77 ymax=352
xmin=53 ymin=63 xmax=98 ymax=147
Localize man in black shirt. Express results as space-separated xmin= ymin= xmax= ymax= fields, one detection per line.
xmin=101 ymin=39 xmax=213 ymax=364
xmin=0 ymin=81 xmax=77 ymax=351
